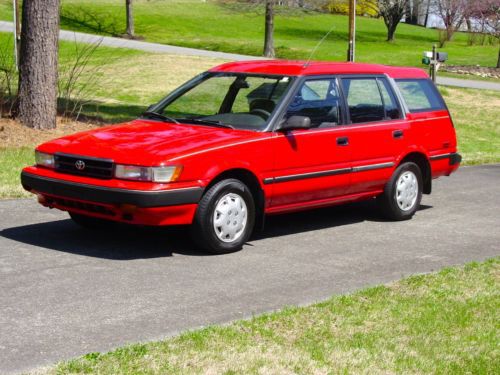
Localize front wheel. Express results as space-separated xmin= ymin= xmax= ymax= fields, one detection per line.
xmin=191 ymin=179 xmax=255 ymax=254
xmin=377 ymin=162 xmax=423 ymax=221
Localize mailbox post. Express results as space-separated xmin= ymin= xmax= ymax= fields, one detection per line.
xmin=422 ymin=44 xmax=448 ymax=83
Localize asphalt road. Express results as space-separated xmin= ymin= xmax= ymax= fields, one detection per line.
xmin=1 ymin=165 xmax=499 ymax=374
xmin=1 ymin=21 xmax=500 ymax=91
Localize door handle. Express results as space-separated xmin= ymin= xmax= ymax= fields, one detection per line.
xmin=393 ymin=130 xmax=404 ymax=139
xmin=336 ymin=137 xmax=349 ymax=146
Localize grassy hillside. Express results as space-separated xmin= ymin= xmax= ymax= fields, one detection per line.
xmin=0 ymin=0 xmax=498 ymax=68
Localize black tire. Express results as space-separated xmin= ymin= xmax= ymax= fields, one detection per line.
xmin=377 ymin=162 xmax=423 ymax=221
xmin=69 ymin=212 xmax=114 ymax=230
xmin=191 ymin=179 xmax=255 ymax=254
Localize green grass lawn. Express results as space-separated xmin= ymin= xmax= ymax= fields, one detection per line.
xmin=40 ymin=258 xmax=499 ymax=374
xmin=441 ymin=87 xmax=500 ymax=165
xmin=1 ymin=30 xmax=224 ymax=121
xmin=0 ymin=0 xmax=498 ymax=68
xmin=0 ymin=148 xmax=32 ymax=198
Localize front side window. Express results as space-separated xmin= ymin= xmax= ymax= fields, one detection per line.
xmin=395 ymin=79 xmax=446 ymax=113
xmin=341 ymin=77 xmax=401 ymax=124
xmin=153 ymin=73 xmax=293 ymax=131
xmin=285 ymin=78 xmax=342 ymax=128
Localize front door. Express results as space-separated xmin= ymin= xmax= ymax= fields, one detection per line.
xmin=266 ymin=77 xmax=352 ymax=210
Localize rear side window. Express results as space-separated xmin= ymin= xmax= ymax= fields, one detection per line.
xmin=396 ymin=79 xmax=446 ymax=112
xmin=341 ymin=77 xmax=401 ymax=124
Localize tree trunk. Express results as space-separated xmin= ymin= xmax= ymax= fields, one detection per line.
xmin=466 ymin=18 xmax=472 ymax=32
xmin=406 ymin=0 xmax=418 ymax=25
xmin=446 ymin=26 xmax=454 ymax=41
xmin=497 ymin=47 xmax=500 ymax=69
xmin=263 ymin=0 xmax=275 ymax=58
xmin=18 ymin=0 xmax=60 ymax=129
xmin=411 ymin=0 xmax=420 ymax=25
xmin=424 ymin=0 xmax=430 ymax=27
xmin=126 ymin=0 xmax=134 ymax=37
xmin=387 ymin=23 xmax=397 ymax=41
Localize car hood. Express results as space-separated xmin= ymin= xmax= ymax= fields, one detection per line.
xmin=37 ymin=119 xmax=264 ymax=165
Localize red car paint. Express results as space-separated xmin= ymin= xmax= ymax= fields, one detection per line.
xmin=21 ymin=60 xmax=460 ymax=227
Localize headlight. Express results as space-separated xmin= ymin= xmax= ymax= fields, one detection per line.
xmin=35 ymin=151 xmax=55 ymax=169
xmin=114 ymin=164 xmax=182 ymax=182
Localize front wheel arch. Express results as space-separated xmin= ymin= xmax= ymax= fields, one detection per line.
xmin=203 ymin=168 xmax=265 ymax=230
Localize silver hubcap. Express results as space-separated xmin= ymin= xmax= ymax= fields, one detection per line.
xmin=395 ymin=171 xmax=418 ymax=211
xmin=213 ymin=193 xmax=248 ymax=243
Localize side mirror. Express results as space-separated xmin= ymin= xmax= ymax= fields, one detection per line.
xmin=279 ymin=116 xmax=311 ymax=131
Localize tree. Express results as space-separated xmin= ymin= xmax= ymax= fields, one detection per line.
xmin=378 ymin=0 xmax=410 ymax=41
xmin=263 ymin=0 xmax=275 ymax=57
xmin=18 ymin=0 xmax=60 ymax=129
xmin=126 ymin=0 xmax=134 ymax=37
xmin=325 ymin=0 xmax=379 ymax=17
xmin=434 ymin=0 xmax=468 ymax=45
xmin=473 ymin=0 xmax=500 ymax=67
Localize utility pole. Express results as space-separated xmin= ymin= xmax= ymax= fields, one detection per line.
xmin=12 ymin=0 xmax=21 ymax=70
xmin=347 ymin=0 xmax=356 ymax=62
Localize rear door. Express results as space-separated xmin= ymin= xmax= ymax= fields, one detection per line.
xmin=339 ymin=76 xmax=409 ymax=194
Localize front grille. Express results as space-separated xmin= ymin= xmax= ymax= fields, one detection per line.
xmin=54 ymin=153 xmax=114 ymax=179
xmin=47 ymin=196 xmax=115 ymax=216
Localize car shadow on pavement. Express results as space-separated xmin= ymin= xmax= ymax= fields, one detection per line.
xmin=0 ymin=200 xmax=432 ymax=260
xmin=0 ymin=219 xmax=203 ymax=260
xmin=257 ymin=200 xmax=432 ymax=240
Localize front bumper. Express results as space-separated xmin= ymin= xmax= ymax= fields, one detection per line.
xmin=21 ymin=171 xmax=203 ymax=208
xmin=21 ymin=171 xmax=203 ymax=225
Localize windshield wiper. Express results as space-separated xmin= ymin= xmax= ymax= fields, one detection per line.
xmin=141 ymin=111 xmax=179 ymax=124
xmin=177 ymin=118 xmax=234 ymax=129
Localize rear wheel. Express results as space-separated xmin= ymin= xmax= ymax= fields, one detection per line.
xmin=377 ymin=162 xmax=422 ymax=220
xmin=191 ymin=179 xmax=255 ymax=254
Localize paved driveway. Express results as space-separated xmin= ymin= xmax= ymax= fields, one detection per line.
xmin=1 ymin=165 xmax=499 ymax=374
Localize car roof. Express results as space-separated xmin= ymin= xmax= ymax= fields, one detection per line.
xmin=210 ymin=60 xmax=429 ymax=79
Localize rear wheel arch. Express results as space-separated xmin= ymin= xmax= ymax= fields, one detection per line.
xmin=398 ymin=152 xmax=432 ymax=194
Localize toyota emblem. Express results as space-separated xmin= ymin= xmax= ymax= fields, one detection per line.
xmin=75 ymin=160 xmax=86 ymax=170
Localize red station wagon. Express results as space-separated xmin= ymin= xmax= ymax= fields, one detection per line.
xmin=21 ymin=61 xmax=461 ymax=253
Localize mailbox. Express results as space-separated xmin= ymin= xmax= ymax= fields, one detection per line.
xmin=437 ymin=52 xmax=448 ymax=62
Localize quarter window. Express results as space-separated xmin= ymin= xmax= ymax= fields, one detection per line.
xmin=341 ymin=77 xmax=400 ymax=124
xmin=395 ymin=79 xmax=445 ymax=112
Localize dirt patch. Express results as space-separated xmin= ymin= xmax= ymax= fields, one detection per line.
xmin=442 ymin=65 xmax=500 ymax=79
xmin=0 ymin=118 xmax=101 ymax=148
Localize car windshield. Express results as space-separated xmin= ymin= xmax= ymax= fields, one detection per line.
xmin=148 ymin=73 xmax=294 ymax=131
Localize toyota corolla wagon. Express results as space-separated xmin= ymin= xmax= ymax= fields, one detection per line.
xmin=21 ymin=60 xmax=461 ymax=253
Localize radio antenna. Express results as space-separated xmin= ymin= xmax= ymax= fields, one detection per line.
xmin=304 ymin=23 xmax=336 ymax=67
